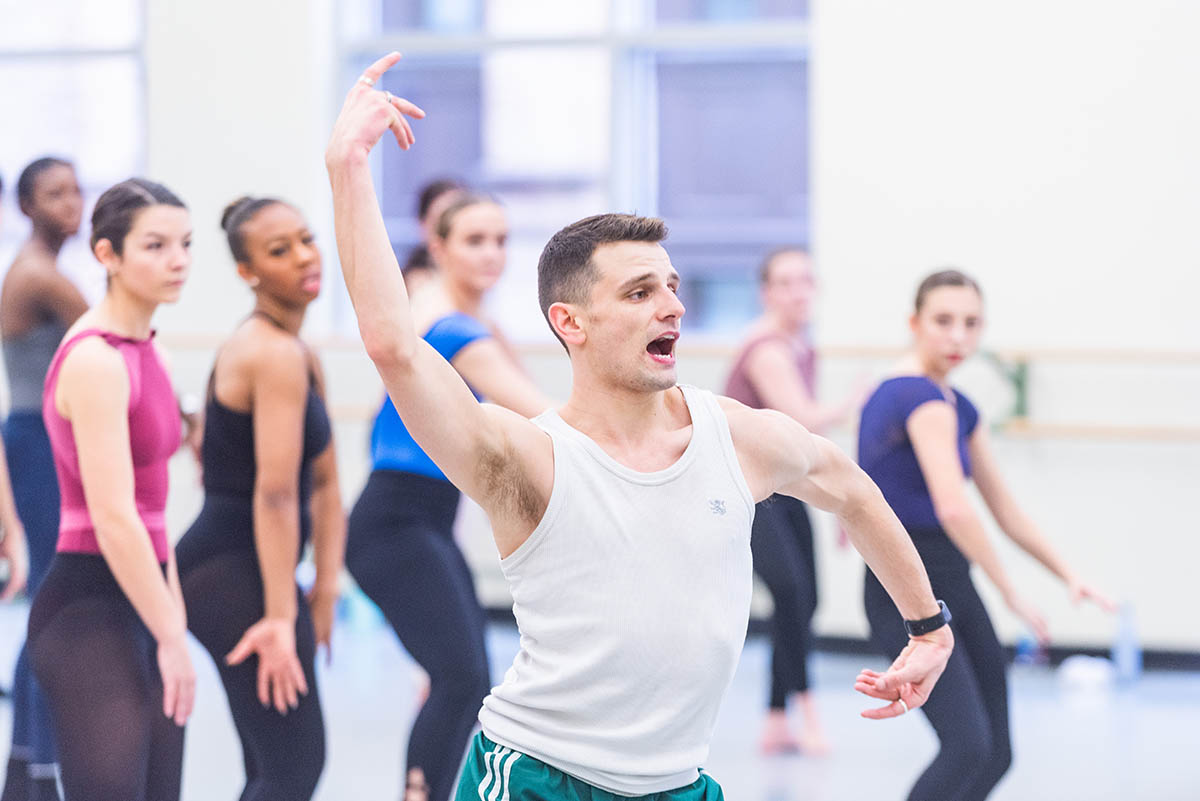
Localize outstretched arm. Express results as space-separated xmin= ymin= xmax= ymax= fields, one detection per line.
xmin=907 ymin=401 xmax=1050 ymax=640
xmin=325 ymin=53 xmax=551 ymax=546
xmin=721 ymin=398 xmax=953 ymax=719
xmin=969 ymin=426 xmax=1112 ymax=610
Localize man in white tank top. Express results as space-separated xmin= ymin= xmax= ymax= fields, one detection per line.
xmin=328 ymin=54 xmax=955 ymax=801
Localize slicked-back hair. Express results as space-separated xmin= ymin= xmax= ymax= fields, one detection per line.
xmin=91 ymin=178 xmax=186 ymax=256
xmin=914 ymin=269 xmax=983 ymax=313
xmin=537 ymin=213 xmax=668 ymax=349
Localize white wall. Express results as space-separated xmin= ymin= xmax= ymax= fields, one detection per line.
xmin=133 ymin=0 xmax=1200 ymax=654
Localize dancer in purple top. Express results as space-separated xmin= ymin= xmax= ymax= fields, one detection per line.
xmin=725 ymin=247 xmax=861 ymax=755
xmin=858 ymin=269 xmax=1112 ymax=801
xmin=27 ymin=178 xmax=195 ymax=801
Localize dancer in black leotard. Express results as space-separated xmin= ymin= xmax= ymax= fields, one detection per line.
xmin=858 ymin=270 xmax=1112 ymax=801
xmin=345 ymin=192 xmax=550 ymax=801
xmin=175 ymin=197 xmax=345 ymax=801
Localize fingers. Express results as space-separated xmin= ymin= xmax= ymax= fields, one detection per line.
xmin=359 ymin=52 xmax=404 ymax=89
xmin=386 ymin=105 xmax=414 ymax=150
xmin=861 ymin=698 xmax=910 ymax=720
xmin=0 ymin=574 xmax=25 ymax=601
xmin=388 ymin=94 xmax=426 ymax=119
xmin=162 ymin=669 xmax=178 ymax=720
xmin=257 ymin=659 xmax=271 ymax=707
xmin=174 ymin=672 xmax=196 ymax=726
xmin=226 ymin=634 xmax=253 ymax=666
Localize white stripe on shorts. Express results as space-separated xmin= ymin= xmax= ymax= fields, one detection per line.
xmin=499 ymin=750 xmax=522 ymax=801
xmin=488 ymin=748 xmax=513 ymax=801
xmin=478 ymin=743 xmax=503 ymax=801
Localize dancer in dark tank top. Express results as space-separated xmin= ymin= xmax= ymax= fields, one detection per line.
xmin=175 ymin=196 xmax=344 ymax=801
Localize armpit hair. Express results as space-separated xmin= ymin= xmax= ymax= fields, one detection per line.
xmin=476 ymin=433 xmax=542 ymax=525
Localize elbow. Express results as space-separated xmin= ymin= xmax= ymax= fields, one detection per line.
xmin=256 ymin=486 xmax=300 ymax=514
xmin=933 ymin=503 xmax=975 ymax=533
xmin=361 ymin=326 xmax=415 ymax=370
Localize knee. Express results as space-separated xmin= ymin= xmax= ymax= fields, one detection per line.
xmin=945 ymin=722 xmax=994 ymax=769
xmin=987 ymin=734 xmax=1013 ymax=780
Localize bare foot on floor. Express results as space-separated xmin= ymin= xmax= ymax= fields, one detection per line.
xmin=798 ymin=729 xmax=832 ymax=757
xmin=405 ymin=767 xmax=429 ymax=801
xmin=760 ymin=712 xmax=801 ymax=755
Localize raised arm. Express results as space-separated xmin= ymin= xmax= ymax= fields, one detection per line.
xmin=325 ymin=53 xmax=552 ymax=546
xmin=906 ymin=401 xmax=1049 ymax=640
xmin=721 ymin=398 xmax=952 ymax=719
xmin=57 ymin=339 xmax=194 ymax=725
xmin=969 ymin=425 xmax=1112 ymax=610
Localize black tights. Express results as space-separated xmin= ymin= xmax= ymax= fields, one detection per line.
xmin=864 ymin=545 xmax=1012 ymax=801
xmin=751 ymin=495 xmax=818 ymax=708
xmin=28 ymin=554 xmax=184 ymax=801
xmin=347 ymin=470 xmax=490 ymax=801
xmin=176 ymin=532 xmax=325 ymax=801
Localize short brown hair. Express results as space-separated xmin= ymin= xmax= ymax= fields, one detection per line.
xmin=537 ymin=213 xmax=668 ymax=347
xmin=914 ymin=269 xmax=982 ymax=312
xmin=758 ymin=246 xmax=809 ymax=285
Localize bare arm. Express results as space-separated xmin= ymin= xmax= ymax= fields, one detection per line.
xmin=0 ymin=436 xmax=28 ymax=599
xmin=58 ymin=339 xmax=194 ymax=723
xmin=307 ymin=357 xmax=346 ymax=657
xmin=743 ymin=340 xmax=852 ymax=433
xmin=452 ymin=338 xmax=553 ymax=418
xmin=907 ymin=403 xmax=1019 ymax=600
xmin=224 ymin=335 xmax=312 ymax=714
xmin=325 ymin=53 xmax=552 ymax=547
xmin=969 ymin=426 xmax=1112 ymax=609
xmin=721 ymin=398 xmax=952 ymax=718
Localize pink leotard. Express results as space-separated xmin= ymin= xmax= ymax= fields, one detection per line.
xmin=42 ymin=329 xmax=180 ymax=563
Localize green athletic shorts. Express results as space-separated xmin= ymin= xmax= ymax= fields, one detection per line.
xmin=455 ymin=733 xmax=725 ymax=801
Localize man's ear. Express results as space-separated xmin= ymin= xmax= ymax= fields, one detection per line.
xmin=548 ymin=301 xmax=586 ymax=348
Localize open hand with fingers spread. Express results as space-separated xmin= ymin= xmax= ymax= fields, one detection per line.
xmin=326 ymin=52 xmax=426 ymax=168
xmin=226 ymin=617 xmax=309 ymax=715
xmin=854 ymin=626 xmax=954 ymax=719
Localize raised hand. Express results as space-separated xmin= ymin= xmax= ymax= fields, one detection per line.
xmin=854 ymin=626 xmax=953 ymax=720
xmin=226 ymin=617 xmax=309 ymax=715
xmin=326 ymin=52 xmax=426 ymax=167
xmin=157 ymin=633 xmax=197 ymax=726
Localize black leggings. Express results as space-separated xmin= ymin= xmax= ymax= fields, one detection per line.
xmin=27 ymin=554 xmax=184 ymax=801
xmin=347 ymin=470 xmax=490 ymax=801
xmin=176 ymin=505 xmax=325 ymax=801
xmin=863 ymin=529 xmax=1011 ymax=801
xmin=751 ymin=494 xmax=818 ymax=708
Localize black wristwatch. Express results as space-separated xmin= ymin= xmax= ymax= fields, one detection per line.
xmin=904 ymin=600 xmax=951 ymax=637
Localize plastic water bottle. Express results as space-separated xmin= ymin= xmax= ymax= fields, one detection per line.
xmin=1014 ymin=633 xmax=1048 ymax=666
xmin=1111 ymin=602 xmax=1142 ymax=684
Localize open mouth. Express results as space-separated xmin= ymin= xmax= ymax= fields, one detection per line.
xmin=646 ymin=331 xmax=679 ymax=365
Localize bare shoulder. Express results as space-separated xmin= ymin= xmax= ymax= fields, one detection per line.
xmin=234 ymin=320 xmax=308 ymax=383
xmin=57 ymin=336 xmax=130 ymax=416
xmin=716 ymin=395 xmax=817 ymax=499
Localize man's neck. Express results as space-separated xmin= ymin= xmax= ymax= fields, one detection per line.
xmin=559 ymin=374 xmax=682 ymax=448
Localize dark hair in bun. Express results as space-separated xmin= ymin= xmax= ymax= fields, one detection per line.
xmin=221 ymin=195 xmax=284 ymax=262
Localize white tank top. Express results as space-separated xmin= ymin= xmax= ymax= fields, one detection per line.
xmin=478 ymin=384 xmax=755 ymax=795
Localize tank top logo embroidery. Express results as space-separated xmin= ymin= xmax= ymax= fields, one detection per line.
xmin=709 ymin=499 xmax=727 ymax=516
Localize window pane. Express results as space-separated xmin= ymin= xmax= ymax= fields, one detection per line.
xmin=0 ymin=0 xmax=141 ymax=50
xmin=655 ymin=52 xmax=806 ymax=331
xmin=656 ymin=0 xmax=807 ymax=23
